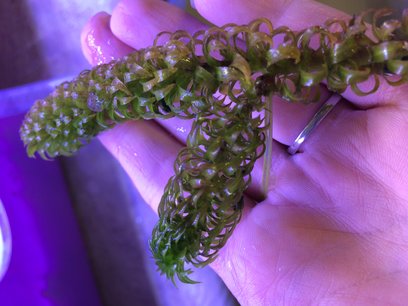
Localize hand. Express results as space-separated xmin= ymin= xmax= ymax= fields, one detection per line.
xmin=81 ymin=1 xmax=408 ymax=304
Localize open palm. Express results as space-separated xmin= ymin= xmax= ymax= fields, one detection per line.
xmin=81 ymin=0 xmax=408 ymax=304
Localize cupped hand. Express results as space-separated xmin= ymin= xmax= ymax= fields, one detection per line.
xmin=81 ymin=1 xmax=408 ymax=304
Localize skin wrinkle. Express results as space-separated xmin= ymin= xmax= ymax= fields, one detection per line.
xmin=99 ymin=121 xmax=182 ymax=209
xmin=241 ymin=182 xmax=404 ymax=304
xmin=267 ymin=246 xmax=296 ymax=305
xmin=300 ymin=206 xmax=408 ymax=304
xmin=283 ymin=238 xmax=368 ymax=304
xmin=283 ymin=271 xmax=326 ymax=304
xmin=313 ymin=147 xmax=406 ymax=236
xmin=368 ymin=108 xmax=408 ymax=193
xmin=219 ymin=209 xmax=280 ymax=305
xmin=248 ymin=206 xmax=335 ymax=302
xmin=273 ymin=161 xmax=334 ymax=212
xmin=348 ymin=269 xmax=372 ymax=305
xmin=319 ymin=275 xmax=336 ymax=303
xmin=296 ymin=159 xmax=336 ymax=207
xmin=328 ymin=270 xmax=407 ymax=304
xmin=249 ymin=203 xmax=408 ymax=304
xmin=284 ymin=261 xmax=314 ymax=305
xmin=220 ymin=242 xmax=247 ymax=304
xmin=301 ymin=103 xmax=408 ymax=220
xmin=374 ymin=235 xmax=408 ymax=269
xmin=249 ymin=261 xmax=278 ymax=303
xmin=335 ymin=108 xmax=408 ymax=203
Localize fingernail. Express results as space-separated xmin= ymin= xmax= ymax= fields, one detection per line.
xmin=85 ymin=12 xmax=113 ymax=65
xmin=82 ymin=11 xmax=133 ymax=66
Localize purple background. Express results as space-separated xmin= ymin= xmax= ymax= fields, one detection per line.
xmin=0 ymin=114 xmax=101 ymax=306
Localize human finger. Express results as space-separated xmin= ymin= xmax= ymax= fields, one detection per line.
xmin=110 ymin=0 xmax=205 ymax=49
xmin=80 ymin=11 xmax=134 ymax=66
xmin=98 ymin=120 xmax=182 ymax=211
xmin=79 ymin=10 xmax=188 ymax=210
xmin=192 ymin=0 xmax=346 ymax=30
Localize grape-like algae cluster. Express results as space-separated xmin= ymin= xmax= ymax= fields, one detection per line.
xmin=20 ymin=9 xmax=408 ymax=283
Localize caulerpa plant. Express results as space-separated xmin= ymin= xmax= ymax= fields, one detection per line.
xmin=20 ymin=9 xmax=408 ymax=283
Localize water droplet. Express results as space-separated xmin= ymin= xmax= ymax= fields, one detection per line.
xmin=116 ymin=145 xmax=121 ymax=155
xmin=176 ymin=126 xmax=187 ymax=134
xmin=226 ymin=260 xmax=233 ymax=271
xmin=72 ymin=108 xmax=79 ymax=116
xmin=86 ymin=29 xmax=108 ymax=65
xmin=108 ymin=77 xmax=127 ymax=94
xmin=33 ymin=123 xmax=41 ymax=132
xmin=59 ymin=113 xmax=71 ymax=125
xmin=45 ymin=124 xmax=55 ymax=133
xmin=51 ymin=102 xmax=58 ymax=111
xmin=62 ymin=116 xmax=71 ymax=124
xmin=87 ymin=92 xmax=105 ymax=112
xmin=105 ymin=69 xmax=113 ymax=79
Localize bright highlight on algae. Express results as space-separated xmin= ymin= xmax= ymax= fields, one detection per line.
xmin=20 ymin=8 xmax=408 ymax=283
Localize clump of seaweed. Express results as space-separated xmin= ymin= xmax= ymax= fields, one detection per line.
xmin=20 ymin=8 xmax=408 ymax=283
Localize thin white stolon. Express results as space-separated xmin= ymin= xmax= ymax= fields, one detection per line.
xmin=262 ymin=94 xmax=273 ymax=197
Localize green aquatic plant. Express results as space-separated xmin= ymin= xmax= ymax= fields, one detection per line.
xmin=20 ymin=8 xmax=408 ymax=283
